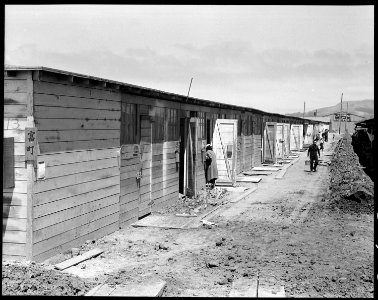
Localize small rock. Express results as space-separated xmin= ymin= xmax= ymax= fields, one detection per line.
xmin=71 ymin=248 xmax=80 ymax=256
xmin=159 ymin=244 xmax=168 ymax=250
xmin=339 ymin=277 xmax=347 ymax=283
xmin=81 ymin=264 xmax=86 ymax=269
xmin=137 ymin=251 xmax=143 ymax=257
xmin=335 ymin=265 xmax=340 ymax=269
xmin=331 ymin=276 xmax=337 ymax=282
xmin=217 ymin=279 xmax=228 ymax=285
xmin=215 ymin=240 xmax=223 ymax=246
xmin=207 ymin=261 xmax=218 ymax=268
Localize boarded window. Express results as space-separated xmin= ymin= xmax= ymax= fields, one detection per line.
xmin=3 ymin=137 xmax=15 ymax=188
xmin=238 ymin=115 xmax=242 ymax=136
xmin=198 ymin=111 xmax=205 ymax=140
xmin=153 ymin=107 xmax=165 ymax=142
xmin=247 ymin=115 xmax=253 ymax=135
xmin=253 ymin=114 xmax=262 ymax=135
xmin=121 ymin=103 xmax=137 ymax=144
xmin=165 ymin=108 xmax=178 ymax=141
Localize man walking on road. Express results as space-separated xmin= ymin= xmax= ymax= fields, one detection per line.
xmin=308 ymin=140 xmax=320 ymax=172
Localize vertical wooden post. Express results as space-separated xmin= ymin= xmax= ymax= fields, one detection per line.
xmin=25 ymin=71 xmax=35 ymax=261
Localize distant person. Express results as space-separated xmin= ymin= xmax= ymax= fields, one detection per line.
xmin=308 ymin=140 xmax=320 ymax=172
xmin=321 ymin=131 xmax=326 ymax=142
xmin=205 ymin=144 xmax=218 ymax=189
xmin=319 ymin=137 xmax=324 ymax=152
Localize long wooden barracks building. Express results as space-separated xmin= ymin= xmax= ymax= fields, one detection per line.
xmin=3 ymin=66 xmax=329 ymax=261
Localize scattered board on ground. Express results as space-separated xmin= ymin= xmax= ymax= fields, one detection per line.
xmin=229 ymin=187 xmax=257 ymax=203
xmin=86 ymin=279 xmax=166 ymax=297
xmin=258 ymin=285 xmax=286 ymax=298
xmin=252 ymin=167 xmax=280 ymax=172
xmin=216 ymin=181 xmax=234 ymax=187
xmin=222 ymin=186 xmax=249 ymax=192
xmin=262 ymin=163 xmax=283 ymax=168
xmin=55 ymin=248 xmax=103 ymax=271
xmin=132 ymin=215 xmax=190 ymax=229
xmin=243 ymin=171 xmax=273 ymax=176
xmin=229 ymin=277 xmax=257 ymax=297
xmin=236 ymin=176 xmax=262 ymax=183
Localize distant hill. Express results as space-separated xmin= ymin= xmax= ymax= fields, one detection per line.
xmin=286 ymin=99 xmax=374 ymax=119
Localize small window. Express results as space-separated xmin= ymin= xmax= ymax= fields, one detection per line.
xmin=198 ymin=111 xmax=206 ymax=140
xmin=165 ymin=108 xmax=178 ymax=141
xmin=121 ymin=103 xmax=137 ymax=144
xmin=226 ymin=144 xmax=233 ymax=159
xmin=152 ymin=107 xmax=165 ymax=142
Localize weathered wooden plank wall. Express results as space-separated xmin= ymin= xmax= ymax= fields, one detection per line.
xmin=3 ymin=72 xmax=31 ymax=261
xmin=32 ymin=74 xmax=121 ymax=262
xmin=151 ymin=141 xmax=179 ymax=211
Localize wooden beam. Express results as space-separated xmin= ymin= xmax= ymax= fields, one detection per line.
xmin=54 ymin=248 xmax=103 ymax=270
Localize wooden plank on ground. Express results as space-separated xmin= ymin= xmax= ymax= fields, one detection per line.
xmin=55 ymin=248 xmax=103 ymax=270
xmin=243 ymin=171 xmax=272 ymax=176
xmin=229 ymin=277 xmax=257 ymax=297
xmin=257 ymin=285 xmax=286 ymax=298
xmin=236 ymin=176 xmax=262 ymax=183
xmin=111 ymin=279 xmax=166 ymax=297
xmin=252 ymin=167 xmax=280 ymax=172
xmin=86 ymin=279 xmax=166 ymax=297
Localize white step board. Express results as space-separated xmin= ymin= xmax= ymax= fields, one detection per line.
xmin=252 ymin=167 xmax=280 ymax=172
xmin=236 ymin=176 xmax=262 ymax=183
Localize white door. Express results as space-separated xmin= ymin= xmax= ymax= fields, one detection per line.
xmin=212 ymin=119 xmax=238 ymax=185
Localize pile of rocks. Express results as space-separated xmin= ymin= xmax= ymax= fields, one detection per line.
xmin=327 ymin=135 xmax=374 ymax=214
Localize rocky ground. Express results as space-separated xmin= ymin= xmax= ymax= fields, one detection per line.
xmin=2 ymin=261 xmax=96 ymax=296
xmin=2 ymin=133 xmax=374 ymax=297
xmin=327 ymin=134 xmax=374 ymax=214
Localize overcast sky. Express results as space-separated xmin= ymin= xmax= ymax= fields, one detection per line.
xmin=5 ymin=5 xmax=374 ymax=114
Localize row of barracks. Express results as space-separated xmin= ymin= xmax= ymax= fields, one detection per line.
xmin=3 ymin=66 xmax=329 ymax=261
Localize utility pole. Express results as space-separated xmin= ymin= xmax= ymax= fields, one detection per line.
xmin=345 ymin=102 xmax=348 ymax=132
xmin=303 ymin=101 xmax=305 ymax=119
xmin=338 ymin=93 xmax=343 ymax=134
xmin=187 ymin=78 xmax=193 ymax=99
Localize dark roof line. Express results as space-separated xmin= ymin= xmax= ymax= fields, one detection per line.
xmin=4 ymin=65 xmax=325 ymax=124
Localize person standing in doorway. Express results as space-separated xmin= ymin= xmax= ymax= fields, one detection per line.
xmin=307 ymin=140 xmax=320 ymax=172
xmin=319 ymin=137 xmax=324 ymax=152
xmin=205 ymin=144 xmax=218 ymax=189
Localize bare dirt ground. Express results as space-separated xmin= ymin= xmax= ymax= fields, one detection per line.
xmin=2 ymin=133 xmax=374 ymax=297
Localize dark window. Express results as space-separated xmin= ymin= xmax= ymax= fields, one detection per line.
xmin=198 ymin=111 xmax=205 ymax=140
xmin=165 ymin=108 xmax=178 ymax=141
xmin=121 ymin=102 xmax=137 ymax=144
xmin=153 ymin=107 xmax=165 ymax=142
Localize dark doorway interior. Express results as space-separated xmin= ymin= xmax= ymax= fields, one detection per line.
xmin=179 ymin=118 xmax=186 ymax=194
xmin=206 ymin=119 xmax=211 ymax=144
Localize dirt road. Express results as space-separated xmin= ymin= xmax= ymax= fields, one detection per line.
xmin=3 ymin=134 xmax=374 ymax=297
